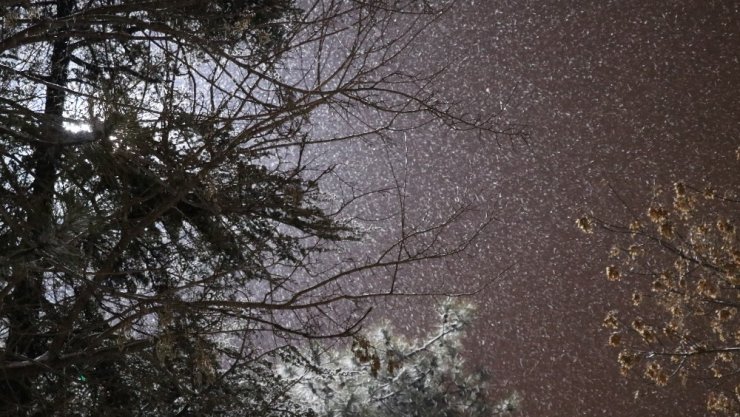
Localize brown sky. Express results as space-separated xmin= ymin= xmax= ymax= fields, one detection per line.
xmin=331 ymin=1 xmax=739 ymax=415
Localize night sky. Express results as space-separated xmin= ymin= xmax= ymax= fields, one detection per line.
xmin=320 ymin=1 xmax=739 ymax=415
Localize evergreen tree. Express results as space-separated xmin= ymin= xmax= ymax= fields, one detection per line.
xmin=0 ymin=1 xmax=508 ymax=415
xmin=284 ymin=300 xmax=520 ymax=417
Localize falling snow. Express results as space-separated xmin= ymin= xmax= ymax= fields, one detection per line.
xmin=311 ymin=1 xmax=740 ymax=416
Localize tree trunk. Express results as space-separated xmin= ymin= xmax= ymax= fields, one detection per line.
xmin=1 ymin=1 xmax=74 ymax=413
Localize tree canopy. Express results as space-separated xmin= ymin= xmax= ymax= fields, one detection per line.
xmin=284 ymin=300 xmax=520 ymax=417
xmin=0 ymin=0 xmax=511 ymax=415
xmin=578 ymin=182 xmax=739 ymax=415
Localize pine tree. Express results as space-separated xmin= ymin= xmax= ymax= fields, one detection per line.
xmin=284 ymin=300 xmax=520 ymax=417
xmin=0 ymin=1 xmax=508 ymax=415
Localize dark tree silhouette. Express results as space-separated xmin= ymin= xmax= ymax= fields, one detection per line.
xmin=0 ymin=1 xmax=514 ymax=415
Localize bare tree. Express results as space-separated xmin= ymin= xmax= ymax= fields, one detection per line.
xmin=578 ymin=181 xmax=739 ymax=415
xmin=0 ymin=1 xmax=515 ymax=415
